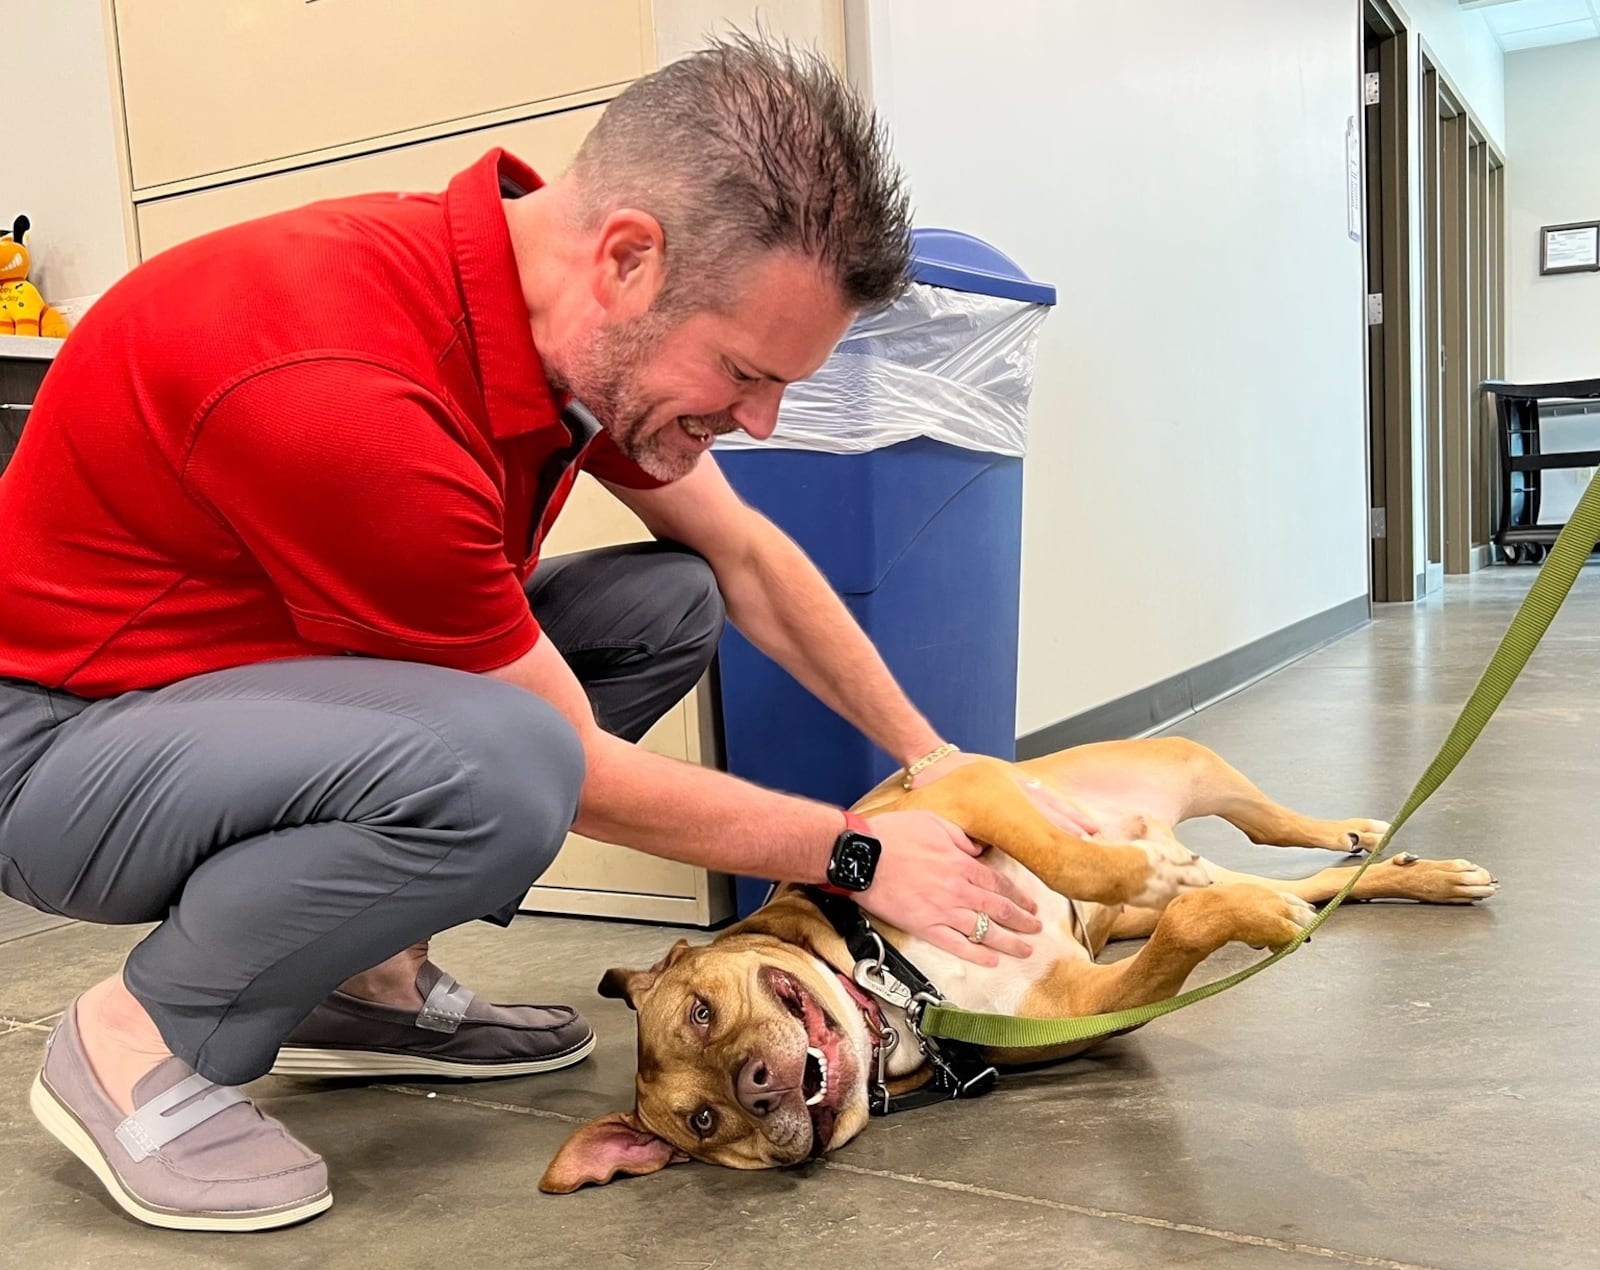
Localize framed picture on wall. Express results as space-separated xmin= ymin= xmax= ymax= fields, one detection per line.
xmin=1540 ymin=221 xmax=1600 ymax=275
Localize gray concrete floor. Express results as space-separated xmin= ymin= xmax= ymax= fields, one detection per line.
xmin=4 ymin=566 xmax=1598 ymax=1268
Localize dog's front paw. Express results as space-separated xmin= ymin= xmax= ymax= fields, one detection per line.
xmin=1125 ymin=838 xmax=1212 ymax=909
xmin=1332 ymin=818 xmax=1391 ymax=853
xmin=1215 ymin=884 xmax=1315 ymax=950
xmin=1371 ymin=853 xmax=1500 ymax=903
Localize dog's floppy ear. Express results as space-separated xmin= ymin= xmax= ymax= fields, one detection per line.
xmin=539 ymin=1111 xmax=690 ymax=1193
xmin=597 ymin=939 xmax=692 ymax=1010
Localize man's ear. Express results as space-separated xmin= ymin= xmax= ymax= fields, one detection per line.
xmin=539 ymin=1111 xmax=690 ymax=1194
xmin=597 ymin=939 xmax=692 ymax=1011
xmin=591 ymin=207 xmax=666 ymax=318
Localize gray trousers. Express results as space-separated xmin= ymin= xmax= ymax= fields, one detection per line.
xmin=0 ymin=543 xmax=724 ymax=1085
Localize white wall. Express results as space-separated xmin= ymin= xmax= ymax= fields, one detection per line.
xmin=656 ymin=0 xmax=844 ymax=63
xmin=1504 ymin=39 xmax=1600 ymax=383
xmin=854 ymin=0 xmax=1507 ymax=732
xmin=855 ymin=0 xmax=1372 ymax=732
xmin=10 ymin=1 xmax=129 ymax=308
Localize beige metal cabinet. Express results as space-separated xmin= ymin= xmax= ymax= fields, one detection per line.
xmin=136 ymin=105 xmax=605 ymax=257
xmin=112 ymin=0 xmax=652 ymax=191
xmin=104 ymin=0 xmax=733 ymax=926
xmin=526 ymin=476 xmax=732 ymax=926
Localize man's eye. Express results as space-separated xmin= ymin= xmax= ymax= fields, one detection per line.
xmin=726 ymin=361 xmax=754 ymax=383
xmin=690 ymin=999 xmax=713 ymax=1027
xmin=690 ymin=1107 xmax=716 ymax=1136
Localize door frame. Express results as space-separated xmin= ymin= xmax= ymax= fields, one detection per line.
xmin=1439 ymin=83 xmax=1470 ymax=574
xmin=1422 ymin=41 xmax=1508 ymax=576
xmin=1362 ymin=0 xmax=1414 ymax=603
xmin=1475 ymin=134 xmax=1506 ymax=563
xmin=1419 ymin=59 xmax=1445 ymax=594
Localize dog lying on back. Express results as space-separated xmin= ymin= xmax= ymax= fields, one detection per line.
xmin=541 ymin=738 xmax=1497 ymax=1191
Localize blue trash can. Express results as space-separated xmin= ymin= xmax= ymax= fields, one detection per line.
xmin=715 ymin=229 xmax=1056 ymax=917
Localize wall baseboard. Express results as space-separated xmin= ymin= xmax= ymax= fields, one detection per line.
xmin=1016 ymin=594 xmax=1371 ymax=755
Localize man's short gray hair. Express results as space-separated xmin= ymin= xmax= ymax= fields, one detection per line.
xmin=571 ymin=33 xmax=913 ymax=315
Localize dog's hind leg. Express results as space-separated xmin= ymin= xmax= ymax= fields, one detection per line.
xmin=1024 ymin=737 xmax=1389 ymax=854
xmin=1004 ymin=883 xmax=1315 ymax=1060
xmin=1105 ymin=852 xmax=1499 ymax=942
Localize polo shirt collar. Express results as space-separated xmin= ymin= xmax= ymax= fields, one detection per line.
xmin=446 ymin=149 xmax=564 ymax=440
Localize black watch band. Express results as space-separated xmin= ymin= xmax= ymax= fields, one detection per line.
xmin=823 ymin=811 xmax=882 ymax=894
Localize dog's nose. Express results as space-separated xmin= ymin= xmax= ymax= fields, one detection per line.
xmin=736 ymin=1055 xmax=785 ymax=1117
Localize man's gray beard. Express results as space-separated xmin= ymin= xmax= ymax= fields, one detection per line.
xmin=548 ymin=315 xmax=670 ymax=475
xmin=549 ymin=314 xmax=732 ymax=482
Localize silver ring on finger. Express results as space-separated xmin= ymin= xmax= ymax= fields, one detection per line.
xmin=968 ymin=912 xmax=991 ymax=945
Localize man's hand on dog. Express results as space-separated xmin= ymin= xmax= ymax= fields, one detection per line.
xmin=908 ymin=750 xmax=1211 ymax=912
xmin=858 ymin=809 xmax=1041 ymax=966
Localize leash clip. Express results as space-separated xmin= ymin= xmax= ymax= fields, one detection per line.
xmin=905 ymin=992 xmax=999 ymax=1104
xmin=853 ymin=935 xmax=917 ymax=1012
xmin=867 ymin=1019 xmax=898 ymax=1116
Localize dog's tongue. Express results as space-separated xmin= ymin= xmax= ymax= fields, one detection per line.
xmin=808 ymin=1105 xmax=838 ymax=1158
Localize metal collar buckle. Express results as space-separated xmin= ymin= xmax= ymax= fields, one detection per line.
xmin=809 ymin=888 xmax=1000 ymax=1115
xmin=852 ymin=932 xmax=917 ymax=1013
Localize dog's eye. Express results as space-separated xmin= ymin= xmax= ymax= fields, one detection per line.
xmin=689 ymin=1107 xmax=716 ymax=1137
xmin=689 ymin=999 xmax=712 ymax=1028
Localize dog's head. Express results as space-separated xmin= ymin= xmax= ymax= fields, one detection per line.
xmin=540 ymin=925 xmax=875 ymax=1192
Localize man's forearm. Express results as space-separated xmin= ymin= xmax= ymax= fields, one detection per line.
xmin=720 ymin=518 xmax=944 ymax=768
xmin=572 ymin=730 xmax=843 ymax=879
xmin=488 ymin=634 xmax=845 ymax=880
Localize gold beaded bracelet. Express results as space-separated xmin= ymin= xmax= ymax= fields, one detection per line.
xmin=901 ymin=742 xmax=960 ymax=789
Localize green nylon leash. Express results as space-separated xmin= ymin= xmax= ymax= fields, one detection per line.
xmin=920 ymin=469 xmax=1600 ymax=1051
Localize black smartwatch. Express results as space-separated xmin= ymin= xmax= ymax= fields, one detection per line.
xmin=823 ymin=812 xmax=882 ymax=894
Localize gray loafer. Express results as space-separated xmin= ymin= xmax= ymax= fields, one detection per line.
xmin=272 ymin=962 xmax=595 ymax=1080
xmin=30 ymin=1002 xmax=331 ymax=1232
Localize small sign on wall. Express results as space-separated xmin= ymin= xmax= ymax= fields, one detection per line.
xmin=1346 ymin=116 xmax=1362 ymax=244
xmin=1540 ymin=221 xmax=1600 ymax=275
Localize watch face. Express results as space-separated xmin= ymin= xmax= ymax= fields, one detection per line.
xmin=829 ymin=832 xmax=881 ymax=891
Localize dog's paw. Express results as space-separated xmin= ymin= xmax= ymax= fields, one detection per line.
xmin=1370 ymin=853 xmax=1500 ymax=904
xmin=1330 ymin=818 xmax=1390 ymax=853
xmin=1219 ymin=885 xmax=1315 ymax=950
xmin=1125 ymin=838 xmax=1211 ymax=909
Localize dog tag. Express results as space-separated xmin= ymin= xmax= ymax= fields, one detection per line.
xmin=853 ymin=960 xmax=915 ymax=1011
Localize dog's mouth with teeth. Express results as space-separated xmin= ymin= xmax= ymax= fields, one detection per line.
xmin=760 ymin=966 xmax=855 ymax=1158
xmin=803 ymin=1045 xmax=828 ymax=1107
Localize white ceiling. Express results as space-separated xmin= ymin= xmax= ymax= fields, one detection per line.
xmin=1461 ymin=0 xmax=1600 ymax=51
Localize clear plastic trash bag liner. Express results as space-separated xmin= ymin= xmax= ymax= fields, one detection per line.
xmin=714 ymin=283 xmax=1049 ymax=459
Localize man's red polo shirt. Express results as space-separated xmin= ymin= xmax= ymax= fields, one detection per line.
xmin=0 ymin=149 xmax=661 ymax=697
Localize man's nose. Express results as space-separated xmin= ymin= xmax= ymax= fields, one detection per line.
xmin=733 ymin=384 xmax=784 ymax=441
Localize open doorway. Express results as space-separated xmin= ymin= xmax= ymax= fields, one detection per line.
xmin=1362 ymin=0 xmax=1414 ymax=603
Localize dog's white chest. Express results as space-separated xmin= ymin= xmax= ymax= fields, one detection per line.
xmin=876 ymin=850 xmax=1093 ymax=1077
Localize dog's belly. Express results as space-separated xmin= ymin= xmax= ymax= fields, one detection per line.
xmin=881 ymin=850 xmax=1100 ymax=1077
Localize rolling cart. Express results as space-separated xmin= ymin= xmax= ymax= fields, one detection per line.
xmin=1486 ymin=376 xmax=1600 ymax=565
